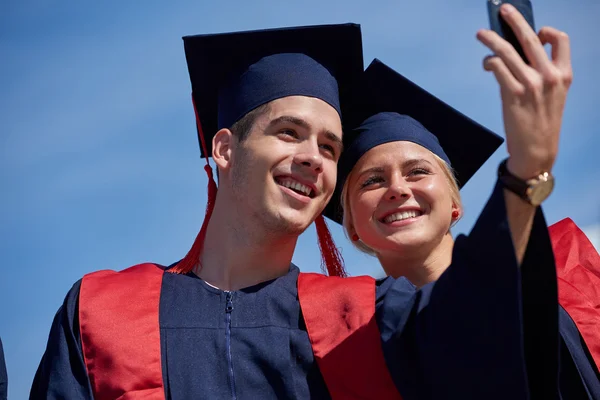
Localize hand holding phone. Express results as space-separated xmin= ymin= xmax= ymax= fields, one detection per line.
xmin=478 ymin=0 xmax=573 ymax=183
xmin=487 ymin=0 xmax=535 ymax=63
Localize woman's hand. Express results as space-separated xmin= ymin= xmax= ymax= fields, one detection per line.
xmin=477 ymin=3 xmax=573 ymax=180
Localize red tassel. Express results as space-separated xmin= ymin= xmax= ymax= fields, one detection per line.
xmin=170 ymin=94 xmax=218 ymax=274
xmin=315 ymin=215 xmax=347 ymax=277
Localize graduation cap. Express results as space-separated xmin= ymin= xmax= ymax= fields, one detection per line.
xmin=323 ymin=59 xmax=504 ymax=224
xmin=183 ymin=23 xmax=364 ymax=157
xmin=172 ymin=24 xmax=364 ymax=276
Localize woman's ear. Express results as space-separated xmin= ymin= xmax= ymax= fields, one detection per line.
xmin=450 ymin=202 xmax=462 ymax=226
xmin=452 ymin=201 xmax=462 ymax=216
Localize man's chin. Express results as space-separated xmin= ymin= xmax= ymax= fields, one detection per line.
xmin=274 ymin=210 xmax=316 ymax=235
xmin=282 ymin=218 xmax=313 ymax=235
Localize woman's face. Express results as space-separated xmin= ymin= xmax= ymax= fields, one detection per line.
xmin=347 ymin=141 xmax=458 ymax=255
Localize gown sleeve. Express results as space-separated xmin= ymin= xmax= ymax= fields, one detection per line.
xmin=375 ymin=181 xmax=558 ymax=400
xmin=0 ymin=338 xmax=7 ymax=400
xmin=30 ymin=280 xmax=94 ymax=400
xmin=558 ymin=305 xmax=600 ymax=399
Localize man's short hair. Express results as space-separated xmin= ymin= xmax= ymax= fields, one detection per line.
xmin=229 ymin=103 xmax=271 ymax=142
xmin=215 ymin=103 xmax=271 ymax=182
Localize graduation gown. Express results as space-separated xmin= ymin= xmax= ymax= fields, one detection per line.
xmin=0 ymin=338 xmax=7 ymax=400
xmin=31 ymin=183 xmax=554 ymax=399
xmin=550 ymin=219 xmax=600 ymax=399
xmin=557 ymin=306 xmax=600 ymax=399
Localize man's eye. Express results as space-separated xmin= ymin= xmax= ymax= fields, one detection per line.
xmin=279 ymin=129 xmax=298 ymax=138
xmin=320 ymin=144 xmax=336 ymax=157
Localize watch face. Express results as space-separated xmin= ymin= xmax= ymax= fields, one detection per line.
xmin=528 ymin=177 xmax=555 ymax=206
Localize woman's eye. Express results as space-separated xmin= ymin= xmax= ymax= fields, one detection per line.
xmin=360 ymin=176 xmax=384 ymax=188
xmin=408 ymin=168 xmax=431 ymax=176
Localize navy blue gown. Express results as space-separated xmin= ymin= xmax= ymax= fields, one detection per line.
xmin=0 ymin=337 xmax=7 ymax=400
xmin=31 ymin=183 xmax=594 ymax=399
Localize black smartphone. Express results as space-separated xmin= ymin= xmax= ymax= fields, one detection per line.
xmin=487 ymin=0 xmax=536 ymax=63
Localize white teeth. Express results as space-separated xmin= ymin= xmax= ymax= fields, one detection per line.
xmin=384 ymin=210 xmax=421 ymax=223
xmin=279 ymin=178 xmax=312 ymax=197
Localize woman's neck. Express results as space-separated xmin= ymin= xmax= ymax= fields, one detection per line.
xmin=377 ymin=233 xmax=454 ymax=288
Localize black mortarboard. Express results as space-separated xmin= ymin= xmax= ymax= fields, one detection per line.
xmin=183 ymin=23 xmax=364 ymax=157
xmin=324 ymin=59 xmax=504 ymax=224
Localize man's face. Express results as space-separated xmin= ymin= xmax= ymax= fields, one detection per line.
xmin=229 ymin=96 xmax=343 ymax=235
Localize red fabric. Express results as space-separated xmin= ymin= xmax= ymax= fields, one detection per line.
xmin=298 ymin=273 xmax=402 ymax=399
xmin=550 ymin=218 xmax=600 ymax=370
xmin=79 ymin=263 xmax=165 ymax=400
xmin=315 ymin=215 xmax=347 ymax=277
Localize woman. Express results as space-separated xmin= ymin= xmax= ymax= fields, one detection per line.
xmin=329 ymin=14 xmax=599 ymax=400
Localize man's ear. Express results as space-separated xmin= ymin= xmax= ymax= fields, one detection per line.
xmin=212 ymin=128 xmax=234 ymax=171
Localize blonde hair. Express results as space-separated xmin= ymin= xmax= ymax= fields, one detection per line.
xmin=341 ymin=152 xmax=463 ymax=255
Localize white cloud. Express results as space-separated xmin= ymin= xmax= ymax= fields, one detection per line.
xmin=582 ymin=224 xmax=600 ymax=253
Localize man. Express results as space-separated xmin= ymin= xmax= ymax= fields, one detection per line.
xmin=31 ymin=23 xmax=366 ymax=399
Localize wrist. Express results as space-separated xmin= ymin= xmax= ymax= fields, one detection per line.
xmin=506 ymin=157 xmax=553 ymax=180
xmin=498 ymin=158 xmax=555 ymax=206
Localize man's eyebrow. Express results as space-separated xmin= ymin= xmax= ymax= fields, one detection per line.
xmin=267 ymin=115 xmax=311 ymax=131
xmin=323 ymin=130 xmax=343 ymax=153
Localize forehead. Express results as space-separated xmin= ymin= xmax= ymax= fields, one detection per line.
xmin=355 ymin=141 xmax=435 ymax=169
xmin=264 ymin=96 xmax=342 ymax=134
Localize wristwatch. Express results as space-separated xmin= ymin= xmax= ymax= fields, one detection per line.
xmin=498 ymin=158 xmax=555 ymax=206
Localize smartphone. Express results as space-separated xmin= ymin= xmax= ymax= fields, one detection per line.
xmin=487 ymin=0 xmax=536 ymax=63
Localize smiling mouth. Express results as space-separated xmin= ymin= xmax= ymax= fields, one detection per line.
xmin=275 ymin=177 xmax=315 ymax=198
xmin=380 ymin=210 xmax=423 ymax=224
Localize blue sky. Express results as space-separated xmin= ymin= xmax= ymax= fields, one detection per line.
xmin=1 ymin=0 xmax=598 ymax=397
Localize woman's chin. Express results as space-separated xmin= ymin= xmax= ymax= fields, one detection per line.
xmin=371 ymin=235 xmax=434 ymax=255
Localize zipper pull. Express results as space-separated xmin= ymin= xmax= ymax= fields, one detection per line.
xmin=225 ymin=292 xmax=233 ymax=313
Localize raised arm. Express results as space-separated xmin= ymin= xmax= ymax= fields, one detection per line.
xmin=476 ymin=3 xmax=572 ymax=264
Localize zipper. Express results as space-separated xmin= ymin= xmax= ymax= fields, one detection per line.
xmin=225 ymin=291 xmax=237 ymax=400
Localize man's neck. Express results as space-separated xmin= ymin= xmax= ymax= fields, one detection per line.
xmin=194 ymin=199 xmax=298 ymax=291
xmin=377 ymin=233 xmax=454 ymax=288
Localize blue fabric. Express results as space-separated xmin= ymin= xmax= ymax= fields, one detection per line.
xmin=30 ymin=280 xmax=93 ymax=399
xmin=558 ymin=306 xmax=600 ymax=399
xmin=0 ymin=338 xmax=7 ymax=400
xmin=31 ymin=183 xmax=598 ymax=399
xmin=338 ymin=112 xmax=450 ymax=187
xmin=378 ymin=181 xmax=531 ymax=398
xmin=218 ymin=53 xmax=341 ymax=130
xmin=158 ymin=265 xmax=329 ymax=399
xmin=519 ymin=211 xmax=561 ymax=399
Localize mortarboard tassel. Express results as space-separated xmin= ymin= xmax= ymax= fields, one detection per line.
xmin=170 ymin=95 xmax=218 ymax=274
xmin=315 ymin=214 xmax=347 ymax=277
